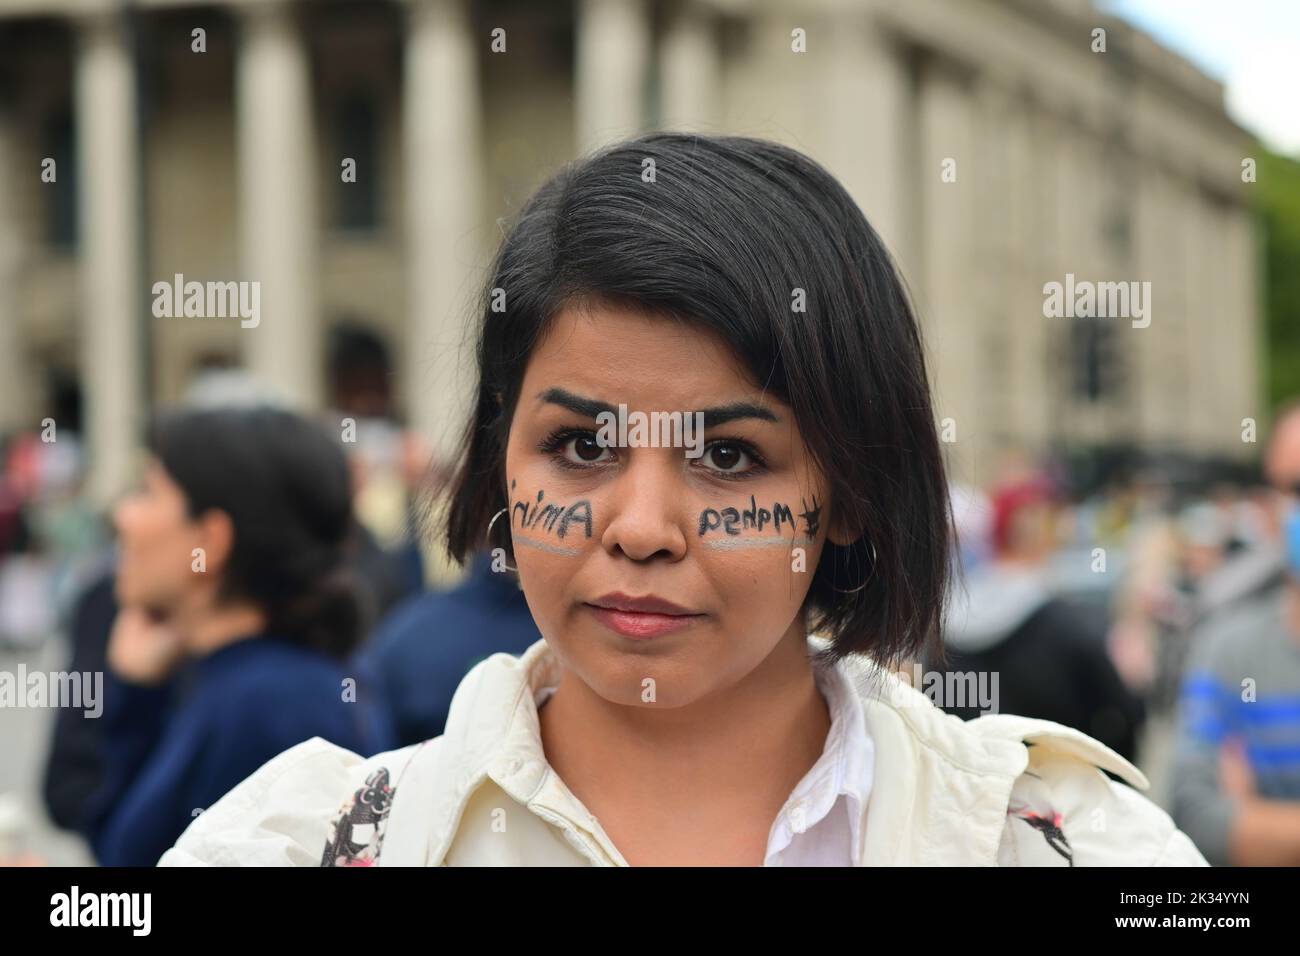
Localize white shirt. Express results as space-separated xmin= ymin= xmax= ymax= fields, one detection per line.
xmin=762 ymin=655 xmax=874 ymax=865
xmin=535 ymin=652 xmax=874 ymax=866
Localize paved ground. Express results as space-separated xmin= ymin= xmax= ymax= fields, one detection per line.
xmin=0 ymin=635 xmax=95 ymax=866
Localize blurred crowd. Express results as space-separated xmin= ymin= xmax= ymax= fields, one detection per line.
xmin=926 ymin=419 xmax=1300 ymax=865
xmin=2 ymin=347 xmax=1300 ymax=865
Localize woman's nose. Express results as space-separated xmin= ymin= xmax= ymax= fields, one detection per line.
xmin=112 ymin=496 xmax=140 ymax=539
xmin=599 ymin=464 xmax=688 ymax=562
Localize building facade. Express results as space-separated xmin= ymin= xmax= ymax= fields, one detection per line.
xmin=0 ymin=0 xmax=1262 ymax=501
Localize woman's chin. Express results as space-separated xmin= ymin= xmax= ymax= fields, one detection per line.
xmin=558 ymin=642 xmax=720 ymax=710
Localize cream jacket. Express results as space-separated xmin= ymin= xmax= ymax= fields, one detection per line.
xmin=158 ymin=637 xmax=1209 ymax=866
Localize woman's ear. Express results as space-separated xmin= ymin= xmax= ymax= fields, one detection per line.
xmin=825 ymin=497 xmax=865 ymax=548
xmin=195 ymin=509 xmax=237 ymax=580
xmin=827 ymin=515 xmax=857 ymax=548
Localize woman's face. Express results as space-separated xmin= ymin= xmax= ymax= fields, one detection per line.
xmin=504 ymin=303 xmax=840 ymax=709
xmin=112 ymin=459 xmax=208 ymax=616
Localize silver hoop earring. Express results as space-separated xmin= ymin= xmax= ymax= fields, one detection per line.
xmin=486 ymin=507 xmax=517 ymax=573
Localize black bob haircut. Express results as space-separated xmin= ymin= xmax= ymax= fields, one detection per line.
xmin=444 ymin=132 xmax=952 ymax=669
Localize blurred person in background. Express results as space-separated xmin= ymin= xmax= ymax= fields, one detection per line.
xmin=1179 ymin=500 xmax=1228 ymax=584
xmin=41 ymin=557 xmax=118 ymax=836
xmin=1184 ymin=482 xmax=1285 ymax=631
xmin=74 ymin=406 xmax=393 ymax=866
xmin=41 ymin=364 xmax=424 ymax=845
xmin=334 ymin=317 xmax=543 ymax=746
xmin=352 ymin=549 xmax=541 ymax=746
xmin=0 ymin=377 xmax=103 ymax=650
xmin=1152 ymin=498 xmax=1235 ymax=709
xmin=42 ymin=362 xmax=280 ymax=836
xmin=948 ymin=483 xmax=993 ymax=574
xmin=1171 ymin=401 xmax=1300 ymax=865
xmin=932 ymin=473 xmax=1146 ymax=762
xmin=1106 ymin=474 xmax=1188 ymax=703
xmin=338 ymin=321 xmax=545 ymax=746
xmin=325 ymin=322 xmax=429 ymax=615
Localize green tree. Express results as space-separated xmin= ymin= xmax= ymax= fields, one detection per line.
xmin=1260 ymin=148 xmax=1300 ymax=411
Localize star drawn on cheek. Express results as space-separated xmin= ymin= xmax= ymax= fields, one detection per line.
xmin=798 ymin=494 xmax=822 ymax=538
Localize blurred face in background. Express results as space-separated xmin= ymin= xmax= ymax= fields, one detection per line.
xmin=1179 ymin=503 xmax=1226 ymax=581
xmin=503 ymin=303 xmax=841 ymax=710
xmin=1009 ymin=502 xmax=1054 ymax=563
xmin=1266 ymin=411 xmax=1300 ymax=492
xmin=992 ymin=480 xmax=1057 ymax=565
xmin=112 ymin=458 xmax=223 ymax=619
xmin=1265 ymin=411 xmax=1300 ymax=578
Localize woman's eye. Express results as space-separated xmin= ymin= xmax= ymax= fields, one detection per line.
xmin=564 ymin=433 xmax=612 ymax=464
xmin=543 ymin=429 xmax=761 ymax=476
xmin=702 ymin=442 xmax=751 ymax=473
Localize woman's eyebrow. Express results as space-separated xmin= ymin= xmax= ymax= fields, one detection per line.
xmin=535 ymin=388 xmax=780 ymax=426
xmin=698 ymin=401 xmax=780 ymax=428
xmin=536 ymin=387 xmax=614 ymax=419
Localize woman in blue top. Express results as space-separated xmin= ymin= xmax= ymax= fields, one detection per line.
xmin=82 ymin=406 xmax=393 ymax=866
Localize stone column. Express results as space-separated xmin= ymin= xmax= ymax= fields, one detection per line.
xmin=235 ymin=0 xmax=320 ymax=409
xmin=658 ymin=0 xmax=719 ymax=130
xmin=402 ymin=0 xmax=484 ymax=459
xmin=76 ymin=10 xmax=143 ymax=505
xmin=822 ymin=13 xmax=916 ymax=277
xmin=916 ymin=64 xmax=978 ymax=484
xmin=1001 ymin=92 xmax=1051 ymax=452
xmin=575 ymin=0 xmax=649 ymax=154
xmin=0 ymin=101 xmax=32 ymax=436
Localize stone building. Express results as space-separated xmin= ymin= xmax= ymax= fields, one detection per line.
xmin=0 ymin=0 xmax=1261 ymax=501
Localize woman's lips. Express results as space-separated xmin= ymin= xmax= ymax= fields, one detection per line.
xmin=585 ymin=606 xmax=703 ymax=639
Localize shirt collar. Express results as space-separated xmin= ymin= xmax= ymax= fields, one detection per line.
xmin=762 ymin=652 xmax=874 ymax=863
xmin=420 ymin=636 xmax=1033 ymax=866
xmin=447 ymin=638 xmax=873 ymax=864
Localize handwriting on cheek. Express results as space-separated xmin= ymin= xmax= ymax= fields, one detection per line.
xmin=510 ymin=479 xmax=592 ymax=555
xmin=697 ymin=494 xmax=820 ymax=549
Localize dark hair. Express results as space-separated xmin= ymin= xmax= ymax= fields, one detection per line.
xmin=328 ymin=321 xmax=394 ymax=417
xmin=148 ymin=406 xmax=363 ymax=658
xmin=328 ymin=321 xmax=391 ymax=384
xmin=444 ymin=132 xmax=951 ymax=669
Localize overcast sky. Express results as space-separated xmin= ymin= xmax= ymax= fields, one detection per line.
xmin=1099 ymin=0 xmax=1300 ymax=156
